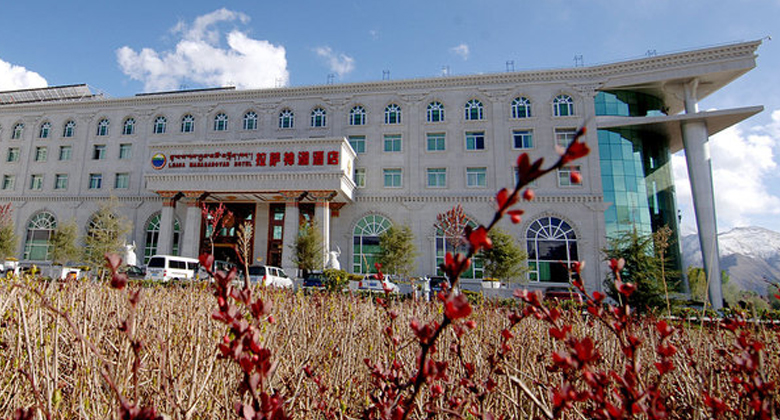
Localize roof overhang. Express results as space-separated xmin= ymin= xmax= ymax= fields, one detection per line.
xmin=596 ymin=106 xmax=764 ymax=153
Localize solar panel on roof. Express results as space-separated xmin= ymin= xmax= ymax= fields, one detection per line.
xmin=0 ymin=84 xmax=93 ymax=105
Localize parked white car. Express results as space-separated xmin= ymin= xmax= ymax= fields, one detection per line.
xmin=247 ymin=265 xmax=293 ymax=288
xmin=357 ymin=274 xmax=400 ymax=294
xmin=144 ymin=255 xmax=199 ymax=282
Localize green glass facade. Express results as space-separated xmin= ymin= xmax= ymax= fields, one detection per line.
xmin=595 ymin=91 xmax=682 ymax=269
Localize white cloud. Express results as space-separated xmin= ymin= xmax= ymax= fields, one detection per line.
xmin=116 ymin=8 xmax=288 ymax=92
xmin=314 ymin=47 xmax=355 ymax=78
xmin=673 ymin=110 xmax=780 ymax=233
xmin=450 ymin=44 xmax=470 ymax=60
xmin=0 ymin=58 xmax=47 ymax=91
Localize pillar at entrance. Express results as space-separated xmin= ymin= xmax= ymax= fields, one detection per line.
xmin=181 ymin=195 xmax=203 ymax=258
xmin=280 ymin=192 xmax=301 ymax=277
xmin=682 ymin=79 xmax=724 ymax=310
xmin=157 ymin=196 xmax=177 ymax=255
xmin=310 ymin=191 xmax=335 ymax=267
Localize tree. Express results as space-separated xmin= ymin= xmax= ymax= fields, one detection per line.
xmin=51 ymin=219 xmax=81 ymax=265
xmin=768 ymin=284 xmax=780 ymax=310
xmin=481 ymin=227 xmax=527 ymax=283
xmin=378 ymin=223 xmax=418 ymax=279
xmin=0 ymin=203 xmax=18 ymax=261
xmin=603 ymin=228 xmax=667 ymax=313
xmin=290 ymin=221 xmax=323 ymax=277
xmin=84 ymin=199 xmax=131 ymax=278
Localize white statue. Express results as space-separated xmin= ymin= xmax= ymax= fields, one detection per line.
xmin=123 ymin=241 xmax=138 ymax=267
xmin=325 ymin=245 xmax=341 ymax=270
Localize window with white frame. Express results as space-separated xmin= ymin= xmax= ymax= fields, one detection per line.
xmin=214 ymin=113 xmax=228 ymax=131
xmin=466 ymin=167 xmax=487 ymax=187
xmin=2 ymin=175 xmax=15 ymax=190
xmin=122 ymin=118 xmax=135 ymax=135
xmin=352 ymin=214 xmax=392 ymax=274
xmin=12 ymin=123 xmax=24 ymax=140
xmin=92 ymin=144 xmax=106 ymax=160
xmin=279 ymin=109 xmax=294 ymax=128
xmin=23 ymin=211 xmax=57 ymax=261
xmin=88 ymin=173 xmax=102 ymax=189
xmin=119 ymin=143 xmax=132 ymax=160
xmin=54 ymin=174 xmax=68 ymax=190
xmin=511 ymin=97 xmax=532 ymax=118
xmin=348 ymin=135 xmax=366 ymax=154
xmin=512 ymin=129 xmax=533 ymax=149
xmin=6 ymin=147 xmax=20 ymax=162
xmin=243 ymin=111 xmax=258 ymax=130
xmin=63 ymin=121 xmax=75 ymax=138
xmin=383 ymin=168 xmax=402 ymax=188
xmin=427 ymin=168 xmax=447 ymax=188
xmin=526 ymin=217 xmax=578 ymax=283
xmin=310 ymin=107 xmax=326 ymax=127
xmin=96 ymin=118 xmax=109 ymax=136
xmin=555 ymin=128 xmax=578 ymax=148
xmin=114 ymin=173 xmax=130 ymax=189
xmin=384 ymin=104 xmax=401 ymax=124
xmin=153 ymin=116 xmax=167 ymax=134
xmin=34 ymin=146 xmax=47 ymax=162
xmin=181 ymin=114 xmax=195 ymax=133
xmin=39 ymin=122 xmax=51 ymax=139
xmin=354 ymin=167 xmax=366 ymax=188
xmin=58 ymin=145 xmax=72 ymax=161
xmin=144 ymin=214 xmax=181 ymax=263
xmin=464 ymin=99 xmax=484 ymax=120
xmin=553 ymin=94 xmax=574 ymax=117
xmin=29 ymin=174 xmax=43 ymax=190
xmin=426 ymin=133 xmax=446 ymax=151
xmin=427 ymin=101 xmax=445 ymax=122
xmin=465 ymin=131 xmax=485 ymax=150
xmin=557 ymin=165 xmax=582 ymax=186
xmin=383 ymin=134 xmax=402 ymax=152
xmin=349 ymin=106 xmax=366 ymax=126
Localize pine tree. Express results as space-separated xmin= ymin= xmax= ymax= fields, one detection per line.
xmin=84 ymin=199 xmax=130 ymax=278
xmin=290 ymin=221 xmax=323 ymax=277
xmin=51 ymin=219 xmax=81 ymax=266
xmin=481 ymin=227 xmax=527 ymax=283
xmin=378 ymin=224 xmax=418 ymax=279
xmin=604 ymin=228 xmax=667 ymax=313
xmin=0 ymin=203 xmax=19 ymax=261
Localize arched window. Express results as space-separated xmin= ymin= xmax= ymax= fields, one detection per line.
xmin=122 ymin=118 xmax=135 ymax=135
xmin=39 ymin=122 xmax=51 ymax=139
xmin=143 ymin=213 xmax=181 ymax=263
xmin=526 ymin=216 xmax=578 ymax=283
xmin=553 ymin=94 xmax=575 ymax=117
xmin=279 ymin=109 xmax=294 ymax=128
xmin=349 ymin=106 xmax=366 ymax=126
xmin=214 ymin=113 xmax=228 ymax=131
xmin=243 ymin=111 xmax=258 ymax=130
xmin=181 ymin=114 xmax=195 ymax=133
xmin=63 ymin=121 xmax=75 ymax=138
xmin=384 ymin=104 xmax=402 ymax=124
xmin=511 ymin=97 xmax=532 ymax=118
xmin=427 ymin=101 xmax=445 ymax=122
xmin=311 ymin=107 xmax=327 ymax=127
xmin=433 ymin=215 xmax=484 ymax=279
xmin=352 ymin=215 xmax=392 ymax=273
xmin=96 ymin=118 xmax=109 ymax=136
xmin=153 ymin=116 xmax=167 ymax=134
xmin=24 ymin=211 xmax=57 ymax=261
xmin=464 ymin=99 xmax=484 ymax=120
xmin=11 ymin=123 xmax=24 ymax=140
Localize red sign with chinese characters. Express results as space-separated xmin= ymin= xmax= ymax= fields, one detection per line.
xmin=161 ymin=150 xmax=340 ymax=169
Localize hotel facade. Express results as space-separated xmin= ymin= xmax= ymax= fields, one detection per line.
xmin=0 ymin=41 xmax=763 ymax=299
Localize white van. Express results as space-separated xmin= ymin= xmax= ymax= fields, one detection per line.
xmin=144 ymin=255 xmax=199 ymax=282
xmin=247 ymin=265 xmax=294 ymax=288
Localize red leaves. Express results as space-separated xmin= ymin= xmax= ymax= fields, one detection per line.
xmin=656 ymin=320 xmax=674 ymax=339
xmin=549 ymin=325 xmax=572 ymax=341
xmin=439 ymin=252 xmax=471 ymax=281
xmin=466 ymin=226 xmax=492 ymax=252
xmin=609 ymin=258 xmax=625 ymax=273
xmin=522 ymin=188 xmax=535 ymax=201
xmin=515 ymin=153 xmax=545 ymax=185
xmin=559 ymin=127 xmax=590 ymax=165
xmin=410 ymin=319 xmax=439 ymax=344
xmin=615 ymin=279 xmax=636 ymax=297
xmin=444 ymin=294 xmax=472 ymax=320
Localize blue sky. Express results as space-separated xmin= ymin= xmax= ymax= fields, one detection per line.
xmin=2 ymin=0 xmax=779 ymax=234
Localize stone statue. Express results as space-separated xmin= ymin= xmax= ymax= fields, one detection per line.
xmin=123 ymin=241 xmax=138 ymax=267
xmin=325 ymin=245 xmax=341 ymax=270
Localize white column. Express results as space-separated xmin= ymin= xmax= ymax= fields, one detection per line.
xmin=682 ymin=79 xmax=724 ymax=310
xmin=157 ymin=197 xmax=176 ymax=255
xmin=181 ymin=197 xmax=203 ymax=258
xmin=315 ymin=200 xmax=331 ymax=266
xmin=281 ymin=194 xmax=300 ymax=276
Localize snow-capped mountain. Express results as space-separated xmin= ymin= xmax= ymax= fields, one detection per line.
xmin=681 ymin=227 xmax=780 ymax=295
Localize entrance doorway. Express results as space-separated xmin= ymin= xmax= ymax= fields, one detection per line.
xmin=201 ymin=202 xmax=255 ymax=266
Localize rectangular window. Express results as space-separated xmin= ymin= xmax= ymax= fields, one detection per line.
xmin=119 ymin=143 xmax=132 ymax=159
xmin=427 ymin=168 xmax=447 ymax=188
xmin=348 ymin=136 xmax=366 ymax=154
xmin=114 ymin=172 xmax=130 ymax=189
xmin=558 ymin=165 xmax=582 ymax=186
xmin=513 ymin=167 xmax=538 ymax=187
xmin=512 ymin=129 xmax=533 ymax=149
xmin=383 ymin=168 xmax=402 ymax=188
xmin=93 ymin=144 xmax=106 ymax=160
xmin=29 ymin=174 xmax=43 ymax=191
xmin=555 ymin=128 xmax=578 ymax=148
xmin=466 ymin=167 xmax=487 ymax=187
xmin=383 ymin=134 xmax=402 ymax=152
xmin=426 ymin=133 xmax=446 ymax=151
xmin=89 ymin=173 xmax=102 ymax=189
xmin=59 ymin=145 xmax=72 ymax=161
xmin=6 ymin=147 xmax=20 ymax=162
xmin=354 ymin=167 xmax=366 ymax=188
xmin=465 ymin=131 xmax=485 ymax=150
xmin=54 ymin=174 xmax=68 ymax=190
xmin=34 ymin=146 xmax=47 ymax=162
xmin=2 ymin=175 xmax=14 ymax=190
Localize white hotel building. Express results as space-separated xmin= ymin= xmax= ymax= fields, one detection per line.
xmin=0 ymin=40 xmax=763 ymax=299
